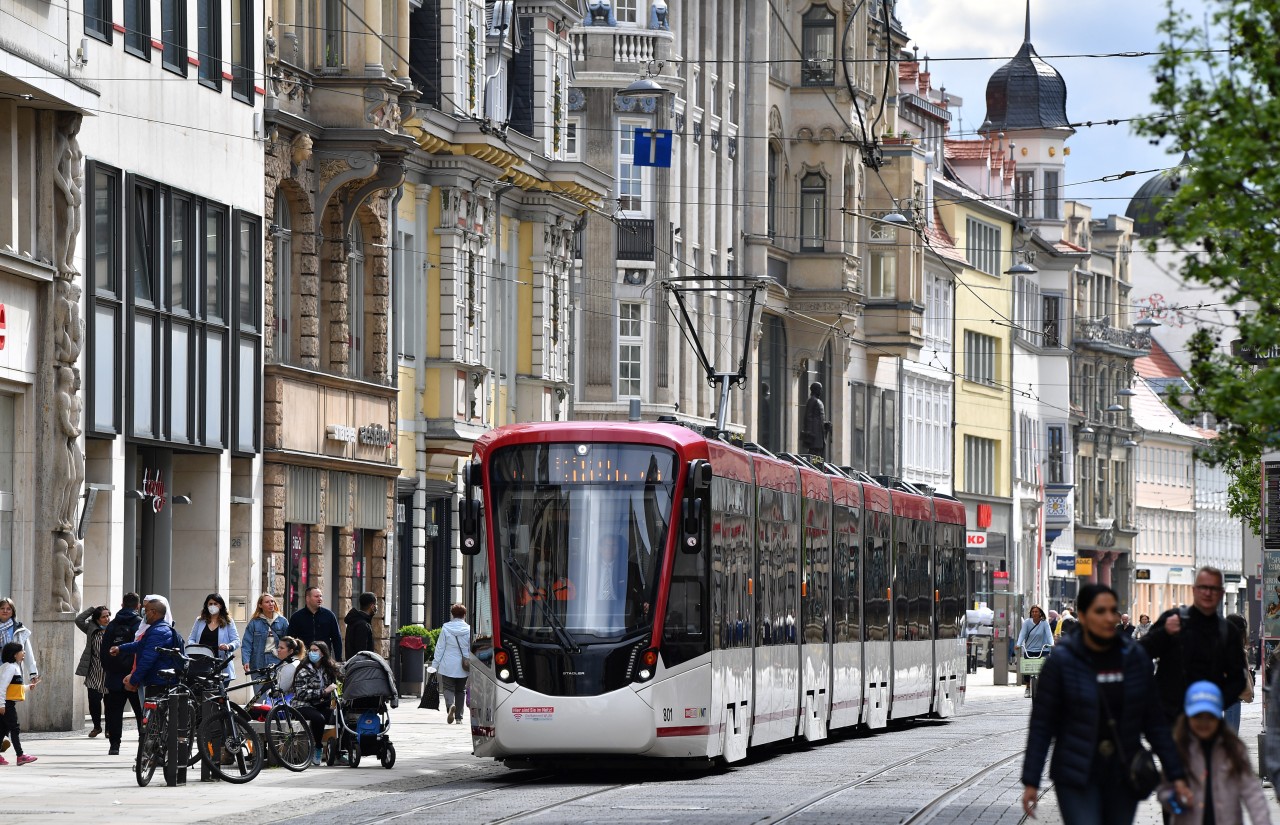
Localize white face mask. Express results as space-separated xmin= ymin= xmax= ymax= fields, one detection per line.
xmin=207 ymin=604 xmax=221 ymax=616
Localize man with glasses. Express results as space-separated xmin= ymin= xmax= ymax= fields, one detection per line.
xmin=1140 ymin=566 xmax=1246 ymax=724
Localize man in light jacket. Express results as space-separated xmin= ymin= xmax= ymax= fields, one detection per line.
xmin=430 ymin=603 xmax=472 ymax=726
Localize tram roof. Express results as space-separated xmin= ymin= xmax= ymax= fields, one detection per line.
xmin=472 ymin=421 xmax=714 ymax=456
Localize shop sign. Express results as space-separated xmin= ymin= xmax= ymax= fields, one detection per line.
xmin=1055 ymin=553 xmax=1075 ymax=573
xmin=965 ymin=531 xmax=987 ymax=549
xmin=1076 ymin=557 xmax=1094 ymax=576
xmin=141 ymin=469 xmax=166 ymax=513
xmin=359 ymin=423 xmax=391 ymax=448
xmin=0 ymin=303 xmax=6 ymax=350
xmin=1136 ymin=568 xmax=1151 ymax=580
xmin=326 ymin=424 xmax=357 ymax=443
xmin=1264 ymin=550 xmax=1280 ymax=638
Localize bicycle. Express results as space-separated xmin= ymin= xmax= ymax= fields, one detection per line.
xmin=236 ymin=658 xmax=312 ymax=772
xmin=1019 ymin=648 xmax=1049 ymax=698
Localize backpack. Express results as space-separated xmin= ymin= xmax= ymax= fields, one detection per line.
xmin=101 ymin=617 xmax=139 ymax=674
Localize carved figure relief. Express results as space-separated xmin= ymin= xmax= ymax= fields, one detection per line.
xmin=54 ymin=280 xmax=83 ymax=363
xmin=53 ymin=112 xmax=84 ymax=277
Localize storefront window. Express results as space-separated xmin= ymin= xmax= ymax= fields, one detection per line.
xmin=285 ymin=523 xmax=309 ymax=615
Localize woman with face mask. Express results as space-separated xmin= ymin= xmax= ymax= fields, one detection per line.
xmin=293 ymin=640 xmax=341 ymax=765
xmin=187 ymin=593 xmax=241 ymax=683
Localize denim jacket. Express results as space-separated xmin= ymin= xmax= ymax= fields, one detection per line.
xmin=242 ymin=614 xmax=289 ymax=672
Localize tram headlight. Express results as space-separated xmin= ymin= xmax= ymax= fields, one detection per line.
xmin=637 ymin=668 xmax=652 ymax=680
xmin=633 ymin=649 xmax=659 ymax=683
xmin=498 ymin=668 xmax=512 ymax=681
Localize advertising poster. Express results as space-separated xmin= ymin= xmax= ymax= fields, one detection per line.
xmin=1264 ymin=549 xmax=1280 ymax=639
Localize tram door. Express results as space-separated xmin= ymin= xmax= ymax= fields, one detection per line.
xmin=799 ymin=481 xmax=832 ymax=742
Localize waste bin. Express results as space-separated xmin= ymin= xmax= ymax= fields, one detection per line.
xmin=397 ymin=635 xmax=426 ymax=696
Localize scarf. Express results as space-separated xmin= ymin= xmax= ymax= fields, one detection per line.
xmin=136 ymin=594 xmax=174 ymax=640
xmin=0 ymin=618 xmax=13 ymax=646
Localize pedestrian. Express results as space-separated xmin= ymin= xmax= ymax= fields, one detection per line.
xmin=1055 ymin=608 xmax=1077 ymax=638
xmin=1015 ymin=605 xmax=1054 ymax=698
xmin=0 ymin=599 xmax=39 ymax=689
xmin=242 ymin=593 xmax=289 ymax=675
xmin=1140 ymin=566 xmax=1247 ymax=725
xmin=1020 ymin=583 xmax=1190 ymax=824
xmin=1169 ymin=681 xmax=1270 ymax=824
xmin=430 ymin=603 xmax=472 ymax=726
xmin=1134 ymin=614 xmax=1153 ymax=640
xmin=0 ymin=642 xmax=36 ymax=765
xmin=344 ymin=592 xmax=377 ymax=658
xmin=293 ymin=640 xmax=341 ymax=765
xmin=1222 ymin=614 xmax=1253 ymax=734
xmin=74 ymin=605 xmax=112 ymax=738
xmin=186 ymin=593 xmax=240 ymax=684
xmin=274 ymin=636 xmax=302 ymax=693
xmin=110 ymin=597 xmax=184 ymax=694
xmin=1119 ymin=613 xmax=1136 ymax=638
xmin=286 ymin=586 xmax=343 ymax=661
xmin=100 ymin=592 xmax=143 ymax=755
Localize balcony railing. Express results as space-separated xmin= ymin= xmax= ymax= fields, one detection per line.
xmin=1074 ymin=320 xmax=1152 ymax=355
xmin=570 ymin=27 xmax=671 ymax=63
xmin=617 ymin=219 xmax=655 ymax=260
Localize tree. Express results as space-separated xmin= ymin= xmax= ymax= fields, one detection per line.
xmin=1135 ymin=0 xmax=1280 ymax=531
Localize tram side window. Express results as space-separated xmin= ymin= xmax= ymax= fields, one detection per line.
xmin=662 ymin=493 xmax=708 ymax=666
xmin=802 ymin=497 xmax=831 ymax=644
xmin=864 ymin=511 xmax=890 ymax=642
xmin=712 ymin=477 xmax=752 ymax=650
xmin=780 ymin=492 xmax=799 ymax=645
xmin=916 ymin=522 xmax=932 ymax=641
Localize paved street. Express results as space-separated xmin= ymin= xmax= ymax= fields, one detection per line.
xmin=19 ymin=676 xmax=1280 ymax=824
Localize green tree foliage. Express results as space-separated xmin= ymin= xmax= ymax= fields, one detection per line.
xmin=1135 ymin=0 xmax=1280 ymax=531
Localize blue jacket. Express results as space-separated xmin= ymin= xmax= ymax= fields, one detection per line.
xmin=242 ymin=614 xmax=289 ymax=672
xmin=187 ymin=617 xmax=241 ymax=681
xmin=1021 ymin=631 xmax=1185 ymax=789
xmin=118 ymin=623 xmax=184 ymax=688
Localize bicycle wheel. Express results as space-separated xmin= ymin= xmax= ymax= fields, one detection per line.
xmin=197 ymin=708 xmax=264 ymax=783
xmin=264 ymin=704 xmax=312 ymax=772
xmin=135 ymin=704 xmax=167 ymax=787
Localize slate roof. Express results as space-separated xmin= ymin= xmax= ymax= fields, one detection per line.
xmin=982 ymin=10 xmax=1070 ymax=134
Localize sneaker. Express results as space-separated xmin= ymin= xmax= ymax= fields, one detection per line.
xmin=89 ymin=727 xmax=102 ymax=738
xmin=1024 ymin=687 xmax=1031 ymax=698
xmin=447 ymin=705 xmax=455 ymax=724
xmin=312 ymin=748 xmax=323 ymax=766
xmin=108 ymin=745 xmax=120 ymax=756
xmin=0 ymin=756 xmax=9 ymax=766
xmin=15 ymin=755 xmax=35 ymax=765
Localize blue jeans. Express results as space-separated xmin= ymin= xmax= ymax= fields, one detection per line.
xmin=1225 ymin=701 xmax=1241 ymax=733
xmin=1056 ymin=762 xmax=1140 ymax=825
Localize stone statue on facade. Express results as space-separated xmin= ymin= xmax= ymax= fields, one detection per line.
xmin=54 ymin=279 xmax=83 ymax=363
xmin=53 ymin=113 xmax=84 ymax=278
xmin=54 ymin=367 xmax=85 ymax=532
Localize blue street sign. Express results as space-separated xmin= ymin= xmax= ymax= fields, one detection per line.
xmin=634 ymin=127 xmax=672 ymax=168
xmin=1055 ymin=553 xmax=1076 ymax=573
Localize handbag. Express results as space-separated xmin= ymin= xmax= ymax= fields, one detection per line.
xmin=420 ymin=674 xmax=440 ymax=710
xmin=1098 ymin=688 xmax=1160 ymax=798
xmin=455 ymin=635 xmax=470 ymax=672
xmin=4 ymin=683 xmax=24 ymax=702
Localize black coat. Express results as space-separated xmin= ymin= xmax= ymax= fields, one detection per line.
xmin=287 ymin=606 xmax=343 ymax=661
xmin=1021 ymin=631 xmax=1185 ymax=790
xmin=99 ymin=609 xmax=142 ymax=692
xmin=344 ymin=608 xmax=375 ymax=658
xmin=1140 ymin=606 xmax=1246 ymax=722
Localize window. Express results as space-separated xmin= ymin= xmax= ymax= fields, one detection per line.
xmin=868 ymin=250 xmax=896 ymax=299
xmin=88 ymin=163 xmax=123 ymax=435
xmin=767 ymin=144 xmax=780 ymax=239
xmin=801 ymin=6 xmax=835 ymax=86
xmin=273 ymin=195 xmax=293 ymax=362
xmin=231 ymin=0 xmax=254 ymax=102
xmin=849 ymin=382 xmax=865 ymax=471
xmin=924 ymin=273 xmax=951 ymax=352
xmin=758 ymin=314 xmax=787 ymax=453
xmin=799 ymin=171 xmax=826 ymax=251
xmin=902 ymin=374 xmax=952 ymax=486
xmin=161 ymin=0 xmax=187 ymax=73
xmin=965 ymin=217 xmax=1001 ymax=275
xmin=1014 ymin=171 xmax=1034 ymax=218
xmin=963 ymin=331 xmax=996 ymax=386
xmin=197 ymin=0 xmax=222 ymax=88
xmin=124 ymin=0 xmax=149 ymax=58
xmin=1043 ymin=170 xmax=1060 ymax=220
xmin=349 ymin=222 xmax=366 ymax=378
xmin=409 ymin=0 xmax=442 ymax=107
xmin=1017 ymin=413 xmax=1037 ymax=483
xmin=617 ymin=123 xmax=646 ymax=214
xmin=616 ymin=0 xmax=638 ymax=23
xmin=324 ymin=0 xmax=344 ymax=66
xmin=85 ymin=0 xmax=112 ymax=42
xmin=205 ymin=206 xmax=226 ymax=321
xmin=1042 ymin=294 xmax=1061 ymax=348
xmin=169 ymin=195 xmax=192 ymax=311
xmin=618 ymin=302 xmax=642 ymax=398
xmin=964 ymin=435 xmax=996 ymax=496
xmin=1013 ymin=276 xmax=1042 ymax=345
xmin=564 ymin=119 xmax=580 ymax=159
xmin=1047 ymin=425 xmax=1065 ymax=484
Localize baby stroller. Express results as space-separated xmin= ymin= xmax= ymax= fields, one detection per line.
xmin=327 ymin=651 xmax=398 ymax=768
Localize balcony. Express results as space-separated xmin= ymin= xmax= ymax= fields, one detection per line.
xmin=617 ymin=219 xmax=655 ymax=260
xmin=1074 ymin=320 xmax=1152 ymax=357
xmin=570 ymin=27 xmax=673 ymax=64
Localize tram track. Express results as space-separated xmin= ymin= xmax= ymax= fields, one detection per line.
xmin=349 ymin=774 xmax=549 ymax=825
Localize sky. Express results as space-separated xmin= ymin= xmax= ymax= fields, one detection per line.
xmin=894 ymin=0 xmax=1210 ymax=217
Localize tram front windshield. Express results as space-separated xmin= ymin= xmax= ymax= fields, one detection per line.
xmin=489 ymin=443 xmax=676 ymax=644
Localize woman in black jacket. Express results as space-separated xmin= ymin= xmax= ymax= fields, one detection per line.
xmin=1020 ymin=583 xmax=1191 ymax=824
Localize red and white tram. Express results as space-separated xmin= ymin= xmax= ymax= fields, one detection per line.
xmin=458 ymin=421 xmax=968 ymax=764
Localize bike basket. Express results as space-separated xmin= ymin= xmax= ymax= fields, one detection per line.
xmin=1018 ymin=653 xmax=1048 ymax=676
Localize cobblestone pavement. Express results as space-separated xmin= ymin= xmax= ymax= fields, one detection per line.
xmin=21 ymin=677 xmax=1280 ymax=824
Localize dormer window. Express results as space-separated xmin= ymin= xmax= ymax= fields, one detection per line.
xmin=801 ymin=6 xmax=835 ymax=86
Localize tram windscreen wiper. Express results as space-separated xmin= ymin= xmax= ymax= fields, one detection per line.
xmin=502 ymin=551 xmax=582 ymax=654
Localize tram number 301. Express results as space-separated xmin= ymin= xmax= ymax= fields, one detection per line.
xmin=662 ymin=708 xmax=673 ymax=722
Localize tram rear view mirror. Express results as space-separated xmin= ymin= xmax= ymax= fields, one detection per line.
xmin=680 ymin=497 xmax=703 ymax=554
xmin=459 ymin=459 xmax=483 ymax=555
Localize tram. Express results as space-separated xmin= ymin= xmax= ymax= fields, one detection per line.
xmin=459 ymin=420 xmax=968 ymax=764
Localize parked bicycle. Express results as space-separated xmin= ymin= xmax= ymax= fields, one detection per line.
xmin=237 ymin=658 xmax=312 ymax=772
xmin=135 ymin=646 xmax=264 ymax=786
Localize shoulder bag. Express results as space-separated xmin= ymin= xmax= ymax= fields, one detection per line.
xmin=1098 ymin=687 xmax=1160 ymax=798
xmin=455 ymin=635 xmax=471 ymax=672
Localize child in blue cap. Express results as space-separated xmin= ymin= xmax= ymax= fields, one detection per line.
xmin=1166 ymin=680 xmax=1271 ymax=824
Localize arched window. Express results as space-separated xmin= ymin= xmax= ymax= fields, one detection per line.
xmin=800 ymin=171 xmax=827 ymax=251
xmin=349 ymin=222 xmax=366 ymax=377
xmin=273 ymin=193 xmax=293 ymax=363
xmin=801 ymin=6 xmax=835 ymax=86
xmin=767 ymin=144 xmax=780 ymax=239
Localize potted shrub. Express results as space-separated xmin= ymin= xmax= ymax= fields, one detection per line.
xmin=396 ymin=624 xmax=430 ymax=689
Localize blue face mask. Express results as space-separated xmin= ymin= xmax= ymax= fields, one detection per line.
xmin=308 ymin=651 xmax=321 ymax=663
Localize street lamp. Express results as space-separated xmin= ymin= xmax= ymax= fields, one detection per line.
xmin=1134 ymin=316 xmax=1160 ymax=330
xmin=843 ymin=208 xmax=913 ymax=228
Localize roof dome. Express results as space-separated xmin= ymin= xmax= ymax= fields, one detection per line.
xmin=981 ymin=3 xmax=1071 ymax=132
xmin=1125 ymin=156 xmax=1190 ymax=238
